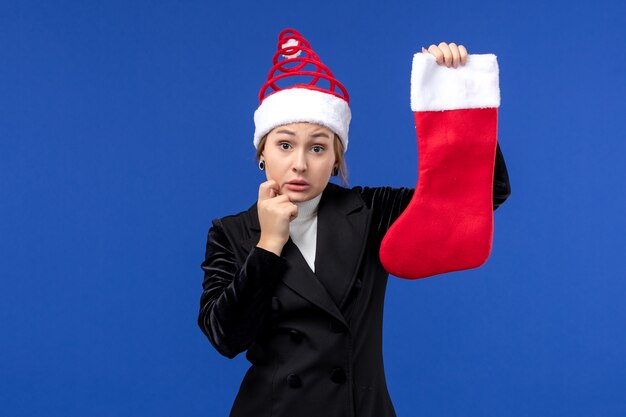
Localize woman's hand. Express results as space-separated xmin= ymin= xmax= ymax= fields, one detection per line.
xmin=421 ymin=42 xmax=468 ymax=68
xmin=256 ymin=179 xmax=298 ymax=256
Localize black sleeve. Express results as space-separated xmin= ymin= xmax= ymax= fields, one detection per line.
xmin=197 ymin=219 xmax=288 ymax=359
xmin=354 ymin=185 xmax=415 ymax=245
xmin=493 ymin=142 xmax=511 ymax=211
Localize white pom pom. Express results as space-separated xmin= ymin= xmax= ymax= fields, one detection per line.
xmin=281 ymin=38 xmax=301 ymax=59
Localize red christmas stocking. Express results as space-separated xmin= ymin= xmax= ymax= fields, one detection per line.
xmin=379 ymin=52 xmax=501 ymax=279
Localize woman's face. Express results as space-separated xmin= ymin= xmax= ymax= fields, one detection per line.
xmin=261 ymin=122 xmax=336 ymax=203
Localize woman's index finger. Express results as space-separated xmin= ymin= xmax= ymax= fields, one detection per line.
xmin=258 ymin=180 xmax=279 ymax=201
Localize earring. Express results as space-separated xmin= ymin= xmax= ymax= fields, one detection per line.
xmin=332 ymin=165 xmax=338 ymax=176
xmin=259 ymin=160 xmax=265 ymax=171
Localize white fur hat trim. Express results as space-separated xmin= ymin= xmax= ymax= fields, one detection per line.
xmin=253 ymin=87 xmax=351 ymax=152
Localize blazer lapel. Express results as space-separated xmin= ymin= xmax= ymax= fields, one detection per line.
xmin=239 ymin=183 xmax=370 ymax=325
xmin=314 ymin=183 xmax=371 ymax=313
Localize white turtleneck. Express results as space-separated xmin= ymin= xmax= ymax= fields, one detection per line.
xmin=289 ymin=192 xmax=322 ymax=273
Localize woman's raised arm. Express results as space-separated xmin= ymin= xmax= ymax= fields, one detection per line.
xmin=356 ymin=140 xmax=511 ymax=245
xmin=493 ymin=142 xmax=511 ymax=210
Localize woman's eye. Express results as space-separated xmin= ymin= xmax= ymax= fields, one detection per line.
xmin=278 ymin=143 xmax=323 ymax=152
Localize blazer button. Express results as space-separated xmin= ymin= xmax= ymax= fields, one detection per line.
xmin=287 ymin=373 xmax=302 ymax=388
xmin=330 ymin=368 xmax=347 ymax=384
xmin=288 ymin=329 xmax=303 ymax=343
xmin=271 ymin=297 xmax=282 ymax=312
xmin=329 ymin=321 xmax=345 ymax=333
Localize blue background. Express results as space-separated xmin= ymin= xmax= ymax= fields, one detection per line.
xmin=2 ymin=0 xmax=625 ymax=416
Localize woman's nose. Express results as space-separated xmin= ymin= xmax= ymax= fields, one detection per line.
xmin=292 ymin=151 xmax=307 ymax=171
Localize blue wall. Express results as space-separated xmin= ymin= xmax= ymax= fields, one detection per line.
xmin=2 ymin=0 xmax=625 ymax=416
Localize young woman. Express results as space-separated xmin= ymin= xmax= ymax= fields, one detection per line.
xmin=198 ymin=29 xmax=511 ymax=417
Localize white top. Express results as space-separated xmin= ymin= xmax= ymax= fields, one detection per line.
xmin=289 ymin=193 xmax=322 ymax=272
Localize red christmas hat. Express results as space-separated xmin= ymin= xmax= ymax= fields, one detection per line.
xmin=253 ymin=29 xmax=352 ymax=152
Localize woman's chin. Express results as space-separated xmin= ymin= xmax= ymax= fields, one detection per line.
xmin=284 ymin=188 xmax=318 ymax=202
xmin=285 ymin=191 xmax=308 ymax=202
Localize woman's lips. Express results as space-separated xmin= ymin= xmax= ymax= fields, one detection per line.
xmin=285 ymin=182 xmax=309 ymax=191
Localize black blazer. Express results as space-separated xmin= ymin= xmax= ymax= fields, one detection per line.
xmin=198 ymin=144 xmax=511 ymax=417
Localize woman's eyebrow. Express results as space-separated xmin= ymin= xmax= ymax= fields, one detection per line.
xmin=274 ymin=129 xmax=295 ymax=136
xmin=310 ymin=132 xmax=331 ymax=139
xmin=274 ymin=129 xmax=330 ymax=140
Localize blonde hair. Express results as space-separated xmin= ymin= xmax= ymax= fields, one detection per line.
xmin=255 ymin=133 xmax=349 ymax=187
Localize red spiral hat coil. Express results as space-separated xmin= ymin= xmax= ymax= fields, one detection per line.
xmin=258 ymin=29 xmax=350 ymax=105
